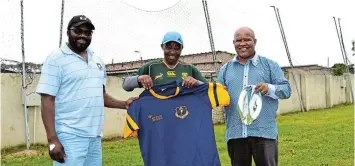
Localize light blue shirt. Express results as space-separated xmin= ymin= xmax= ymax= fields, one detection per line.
xmin=36 ymin=43 xmax=107 ymax=137
xmin=217 ymin=54 xmax=291 ymax=141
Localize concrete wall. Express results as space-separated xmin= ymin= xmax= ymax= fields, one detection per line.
xmin=277 ymin=73 xmax=353 ymax=114
xmin=1 ymin=73 xmax=354 ymax=148
xmin=330 ymin=76 xmax=347 ymax=106
xmin=278 ymin=74 xmax=302 ymax=114
xmin=1 ymin=73 xmax=142 ymax=149
xmin=301 ymin=74 xmax=327 ymax=110
xmin=1 ymin=73 xmax=30 ymax=148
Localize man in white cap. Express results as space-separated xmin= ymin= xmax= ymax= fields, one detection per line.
xmin=122 ymin=31 xmax=207 ymax=91
xmin=217 ymin=27 xmax=291 ymax=166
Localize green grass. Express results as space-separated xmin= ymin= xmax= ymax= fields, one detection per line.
xmin=1 ymin=104 xmax=353 ymax=166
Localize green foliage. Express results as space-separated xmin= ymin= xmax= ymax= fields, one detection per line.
xmin=331 ymin=63 xmax=354 ymax=76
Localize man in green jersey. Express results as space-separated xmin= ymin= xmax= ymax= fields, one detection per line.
xmin=122 ymin=31 xmax=207 ymax=91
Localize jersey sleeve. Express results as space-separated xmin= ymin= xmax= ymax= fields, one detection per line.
xmin=136 ymin=66 xmax=146 ymax=75
xmin=191 ymin=65 xmax=208 ymax=83
xmin=207 ymin=82 xmax=230 ymax=109
xmin=123 ymin=101 xmax=140 ymax=138
xmin=136 ymin=61 xmax=152 ymax=76
xmin=36 ymin=56 xmax=61 ymax=96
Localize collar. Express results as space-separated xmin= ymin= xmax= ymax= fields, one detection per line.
xmin=60 ymin=42 xmax=94 ymax=56
xmin=162 ymin=59 xmax=180 ymax=70
xmin=233 ymin=53 xmax=259 ymax=66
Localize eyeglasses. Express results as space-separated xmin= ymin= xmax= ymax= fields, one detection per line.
xmin=70 ymin=28 xmax=93 ymax=36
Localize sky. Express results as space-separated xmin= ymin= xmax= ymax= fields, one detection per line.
xmin=1 ymin=0 xmax=355 ymax=68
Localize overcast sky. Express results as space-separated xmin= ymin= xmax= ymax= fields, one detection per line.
xmin=1 ymin=0 xmax=354 ymax=67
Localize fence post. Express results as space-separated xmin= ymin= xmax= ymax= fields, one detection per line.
xmin=325 ymin=75 xmax=333 ymax=108
xmin=300 ymin=74 xmax=308 ymax=111
xmin=344 ymin=74 xmax=353 ymax=104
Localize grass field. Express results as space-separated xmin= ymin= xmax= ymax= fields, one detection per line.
xmin=1 ymin=104 xmax=354 ymax=166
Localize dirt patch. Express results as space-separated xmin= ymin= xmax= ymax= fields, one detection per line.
xmin=8 ymin=149 xmax=41 ymax=157
xmin=102 ymin=136 xmax=125 ymax=142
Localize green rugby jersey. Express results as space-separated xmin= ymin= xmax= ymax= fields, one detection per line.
xmin=137 ymin=59 xmax=207 ymax=84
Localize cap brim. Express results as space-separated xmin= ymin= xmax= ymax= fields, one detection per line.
xmin=162 ymin=40 xmax=183 ymax=45
xmin=72 ymin=21 xmax=95 ymax=30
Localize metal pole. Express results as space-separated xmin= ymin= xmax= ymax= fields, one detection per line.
xmin=270 ymin=6 xmax=305 ymax=112
xmin=134 ymin=50 xmax=142 ymax=62
xmin=59 ymin=0 xmax=65 ymax=47
xmin=337 ymin=18 xmax=354 ymax=102
xmin=338 ymin=18 xmax=351 ymax=70
xmin=333 ymin=17 xmax=347 ymax=66
xmin=352 ymin=40 xmax=355 ymax=56
xmin=202 ymin=0 xmax=218 ymax=76
xmin=34 ymin=107 xmax=37 ymax=144
xmin=20 ymin=0 xmax=31 ymax=150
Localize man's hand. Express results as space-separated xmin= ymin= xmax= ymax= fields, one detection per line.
xmin=125 ymin=96 xmax=139 ymax=109
xmin=182 ymin=76 xmax=199 ymax=88
xmin=138 ymin=75 xmax=153 ymax=89
xmin=48 ymin=137 xmax=66 ymax=163
xmin=254 ymin=82 xmax=269 ymax=95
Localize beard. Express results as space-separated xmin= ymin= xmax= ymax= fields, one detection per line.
xmin=68 ymin=36 xmax=91 ymax=53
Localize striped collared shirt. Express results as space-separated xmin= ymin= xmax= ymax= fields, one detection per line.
xmin=36 ymin=43 xmax=106 ymax=137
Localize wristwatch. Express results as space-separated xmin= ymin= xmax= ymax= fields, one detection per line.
xmin=49 ymin=143 xmax=55 ymax=151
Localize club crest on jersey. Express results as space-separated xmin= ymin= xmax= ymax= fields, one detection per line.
xmin=181 ymin=72 xmax=188 ymax=79
xmin=175 ymin=106 xmax=189 ymax=119
xmin=167 ymin=71 xmax=176 ymax=77
xmin=155 ymin=73 xmax=163 ymax=80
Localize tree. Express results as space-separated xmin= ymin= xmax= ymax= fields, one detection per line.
xmin=331 ymin=63 xmax=354 ymax=76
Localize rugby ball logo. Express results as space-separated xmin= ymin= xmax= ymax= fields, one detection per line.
xmin=237 ymin=85 xmax=262 ymax=125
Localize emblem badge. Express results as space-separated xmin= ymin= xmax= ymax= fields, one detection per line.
xmin=181 ymin=72 xmax=188 ymax=79
xmin=97 ymin=63 xmax=102 ymax=70
xmin=175 ymin=106 xmax=189 ymax=119
xmin=155 ymin=73 xmax=163 ymax=80
xmin=80 ymin=16 xmax=88 ymax=20
xmin=167 ymin=71 xmax=176 ymax=77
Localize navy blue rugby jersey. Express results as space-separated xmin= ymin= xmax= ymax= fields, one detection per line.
xmin=124 ymin=81 xmax=230 ymax=166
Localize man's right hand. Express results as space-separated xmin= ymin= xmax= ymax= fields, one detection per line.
xmin=138 ymin=75 xmax=153 ymax=89
xmin=48 ymin=137 xmax=66 ymax=163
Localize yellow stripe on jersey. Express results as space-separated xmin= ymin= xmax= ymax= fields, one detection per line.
xmin=208 ymin=83 xmax=217 ymax=108
xmin=149 ymin=87 xmax=180 ymax=99
xmin=123 ymin=123 xmax=133 ymax=138
xmin=127 ymin=114 xmax=139 ymax=129
xmin=216 ymin=83 xmax=230 ymax=107
xmin=123 ymin=114 xmax=139 ymax=138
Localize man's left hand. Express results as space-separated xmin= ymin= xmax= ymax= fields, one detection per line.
xmin=182 ymin=76 xmax=199 ymax=88
xmin=125 ymin=97 xmax=139 ymax=109
xmin=255 ymin=82 xmax=269 ymax=95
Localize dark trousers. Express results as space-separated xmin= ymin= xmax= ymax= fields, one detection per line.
xmin=227 ymin=137 xmax=278 ymax=166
